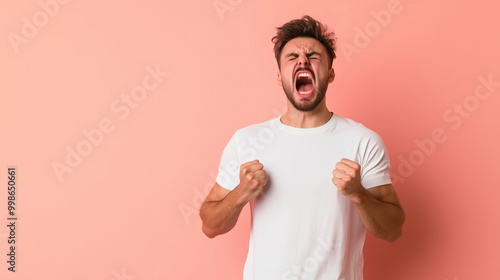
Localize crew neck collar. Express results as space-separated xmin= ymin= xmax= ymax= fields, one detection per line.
xmin=275 ymin=113 xmax=337 ymax=134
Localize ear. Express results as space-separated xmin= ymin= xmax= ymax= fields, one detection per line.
xmin=328 ymin=68 xmax=335 ymax=83
xmin=277 ymin=72 xmax=282 ymax=86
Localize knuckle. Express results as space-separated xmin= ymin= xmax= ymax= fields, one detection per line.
xmin=249 ymin=181 xmax=259 ymax=189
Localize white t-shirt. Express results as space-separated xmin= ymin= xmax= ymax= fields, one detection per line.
xmin=216 ymin=114 xmax=392 ymax=280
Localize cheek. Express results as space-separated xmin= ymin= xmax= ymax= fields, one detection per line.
xmin=313 ymin=66 xmax=329 ymax=81
xmin=281 ymin=68 xmax=294 ymax=81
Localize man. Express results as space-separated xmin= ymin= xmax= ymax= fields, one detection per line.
xmin=200 ymin=15 xmax=405 ymax=279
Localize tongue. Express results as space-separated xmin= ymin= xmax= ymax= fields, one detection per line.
xmin=298 ymin=83 xmax=313 ymax=93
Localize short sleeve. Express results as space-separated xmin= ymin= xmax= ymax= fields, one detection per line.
xmin=358 ymin=132 xmax=392 ymax=189
xmin=215 ymin=132 xmax=242 ymax=191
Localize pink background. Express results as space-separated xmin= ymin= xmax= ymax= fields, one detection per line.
xmin=1 ymin=0 xmax=499 ymax=279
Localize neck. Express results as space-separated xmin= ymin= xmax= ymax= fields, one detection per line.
xmin=280 ymin=103 xmax=333 ymax=128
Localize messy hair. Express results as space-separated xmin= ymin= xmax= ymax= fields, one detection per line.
xmin=272 ymin=15 xmax=336 ymax=69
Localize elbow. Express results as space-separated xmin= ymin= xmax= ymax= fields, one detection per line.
xmin=382 ymin=219 xmax=404 ymax=242
xmin=200 ymin=209 xmax=219 ymax=239
xmin=199 ymin=206 xmax=213 ymax=238
xmin=384 ymin=228 xmax=402 ymax=243
xmin=201 ymin=224 xmax=220 ymax=239
xmin=372 ymin=228 xmax=402 ymax=243
xmin=373 ymin=219 xmax=404 ymax=242
xmin=201 ymin=225 xmax=225 ymax=239
xmin=385 ymin=210 xmax=405 ymax=242
xmin=199 ymin=209 xmax=219 ymax=239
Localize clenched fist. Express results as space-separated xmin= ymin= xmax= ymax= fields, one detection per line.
xmin=237 ymin=159 xmax=268 ymax=203
xmin=332 ymin=158 xmax=363 ymax=200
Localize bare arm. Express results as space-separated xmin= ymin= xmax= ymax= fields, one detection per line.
xmin=199 ymin=182 xmax=245 ymax=238
xmin=333 ymin=159 xmax=405 ymax=242
xmin=200 ymin=160 xmax=268 ymax=238
xmin=352 ymin=184 xmax=404 ymax=242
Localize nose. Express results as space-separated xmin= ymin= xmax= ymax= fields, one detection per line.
xmin=297 ymin=53 xmax=309 ymax=66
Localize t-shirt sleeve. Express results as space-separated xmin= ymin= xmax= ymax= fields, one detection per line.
xmin=358 ymin=131 xmax=392 ymax=189
xmin=215 ymin=132 xmax=241 ymax=191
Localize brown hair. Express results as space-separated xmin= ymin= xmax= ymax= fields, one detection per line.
xmin=272 ymin=15 xmax=336 ymax=69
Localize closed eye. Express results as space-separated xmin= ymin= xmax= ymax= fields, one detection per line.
xmin=286 ymin=53 xmax=299 ymax=60
xmin=307 ymin=52 xmax=321 ymax=60
xmin=284 ymin=52 xmax=321 ymax=61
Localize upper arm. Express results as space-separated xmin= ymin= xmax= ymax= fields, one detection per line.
xmin=203 ymin=182 xmax=232 ymax=203
xmin=366 ymin=184 xmax=402 ymax=208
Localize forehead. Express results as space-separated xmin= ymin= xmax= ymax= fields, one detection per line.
xmin=281 ymin=37 xmax=326 ymax=54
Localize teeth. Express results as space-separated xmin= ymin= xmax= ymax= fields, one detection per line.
xmin=298 ymin=72 xmax=311 ymax=78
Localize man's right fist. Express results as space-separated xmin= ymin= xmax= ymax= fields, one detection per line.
xmin=238 ymin=159 xmax=268 ymax=203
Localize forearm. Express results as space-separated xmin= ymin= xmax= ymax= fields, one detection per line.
xmin=199 ymin=187 xmax=247 ymax=238
xmin=352 ymin=189 xmax=405 ymax=242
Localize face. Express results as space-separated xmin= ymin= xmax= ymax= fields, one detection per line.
xmin=277 ymin=37 xmax=335 ymax=112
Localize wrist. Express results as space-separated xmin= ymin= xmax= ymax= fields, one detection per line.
xmin=347 ymin=186 xmax=370 ymax=205
xmin=232 ymin=185 xmax=251 ymax=206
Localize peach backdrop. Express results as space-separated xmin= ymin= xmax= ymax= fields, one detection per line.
xmin=1 ymin=0 xmax=499 ymax=279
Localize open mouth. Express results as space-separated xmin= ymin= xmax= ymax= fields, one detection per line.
xmin=295 ymin=70 xmax=314 ymax=96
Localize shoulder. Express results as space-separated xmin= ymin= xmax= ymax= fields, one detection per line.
xmin=233 ymin=117 xmax=278 ymax=139
xmin=334 ymin=115 xmax=382 ymax=141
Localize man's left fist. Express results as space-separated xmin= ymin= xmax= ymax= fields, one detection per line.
xmin=332 ymin=158 xmax=363 ymax=198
